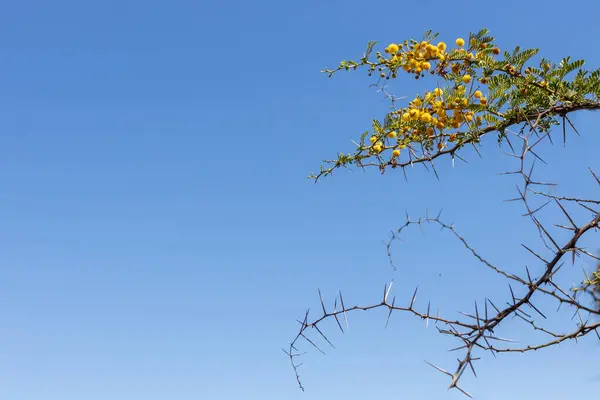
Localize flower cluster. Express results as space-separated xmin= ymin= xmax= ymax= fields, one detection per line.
xmin=368 ymin=85 xmax=488 ymax=157
xmin=374 ymin=37 xmax=498 ymax=81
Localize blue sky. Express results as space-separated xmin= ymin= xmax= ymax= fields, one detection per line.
xmin=1 ymin=1 xmax=599 ymax=399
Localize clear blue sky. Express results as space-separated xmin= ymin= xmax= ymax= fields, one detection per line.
xmin=1 ymin=1 xmax=599 ymax=399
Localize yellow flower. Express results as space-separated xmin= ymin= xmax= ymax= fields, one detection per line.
xmin=402 ymin=112 xmax=410 ymax=120
xmin=420 ymin=112 xmax=432 ymax=123
xmin=370 ymin=136 xmax=378 ymax=144
xmin=392 ymin=149 xmax=401 ymax=157
xmin=473 ymin=90 xmax=483 ymax=99
xmin=433 ymin=88 xmax=443 ymax=97
xmin=426 ymin=44 xmax=438 ymax=56
xmin=437 ymin=42 xmax=447 ymax=52
xmin=421 ymin=61 xmax=431 ymax=70
xmin=386 ymin=43 xmax=400 ymax=54
xmin=456 ymin=38 xmax=465 ymax=47
xmin=373 ymin=144 xmax=383 ymax=153
xmin=462 ymin=74 xmax=471 ymax=84
xmin=480 ymin=97 xmax=488 ymax=105
xmin=387 ymin=131 xmax=397 ymax=139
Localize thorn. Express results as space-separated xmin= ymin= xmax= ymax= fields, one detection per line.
xmin=410 ymin=286 xmax=419 ymax=309
xmin=300 ymin=333 xmax=325 ymax=355
xmin=318 ymin=289 xmax=327 ymax=315
xmin=313 ymin=325 xmax=335 ymax=349
xmin=424 ymin=360 xmax=452 ymax=377
xmin=589 ymin=168 xmax=600 ymax=185
xmin=332 ymin=298 xmax=344 ymax=333
xmin=386 ymin=296 xmax=396 ymax=329
xmin=339 ymin=291 xmax=348 ymax=329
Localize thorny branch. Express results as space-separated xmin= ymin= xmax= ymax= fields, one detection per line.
xmin=286 ymin=111 xmax=600 ymax=397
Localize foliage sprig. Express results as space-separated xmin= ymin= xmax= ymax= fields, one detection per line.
xmin=311 ymin=29 xmax=600 ymax=181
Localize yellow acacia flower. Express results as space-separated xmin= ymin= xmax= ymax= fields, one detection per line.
xmin=422 ymin=61 xmax=431 ymax=70
xmin=433 ymin=88 xmax=443 ymax=97
xmin=480 ymin=97 xmax=488 ymax=105
xmin=370 ymin=136 xmax=378 ymax=144
xmin=473 ymin=90 xmax=483 ymax=99
xmin=437 ymin=42 xmax=447 ymax=52
xmin=392 ymin=149 xmax=401 ymax=157
xmin=420 ymin=112 xmax=432 ymax=123
xmin=388 ymin=131 xmax=397 ymax=139
xmin=456 ymin=38 xmax=465 ymax=47
xmin=386 ymin=43 xmax=400 ymax=54
xmin=462 ymin=75 xmax=472 ymax=84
